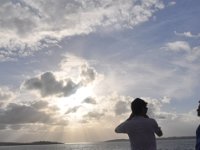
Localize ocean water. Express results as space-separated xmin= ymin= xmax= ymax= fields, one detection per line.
xmin=0 ymin=139 xmax=195 ymax=150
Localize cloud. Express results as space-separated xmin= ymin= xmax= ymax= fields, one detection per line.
xmin=83 ymin=97 xmax=96 ymax=104
xmin=102 ymin=57 xmax=198 ymax=101
xmin=0 ymin=0 xmax=165 ymax=59
xmin=175 ymin=31 xmax=200 ymax=38
xmin=143 ymin=97 xmax=172 ymax=119
xmin=158 ymin=109 xmax=199 ymax=137
xmin=80 ymin=65 xmax=96 ymax=85
xmin=165 ymin=41 xmax=191 ymax=52
xmin=23 ymin=72 xmax=79 ymax=97
xmin=65 ymin=106 xmax=80 ymax=114
xmin=165 ymin=41 xmax=200 ymax=62
xmin=186 ymin=46 xmax=200 ymax=62
xmin=84 ymin=111 xmax=104 ymax=120
xmin=114 ymin=100 xmax=130 ymax=115
xmin=113 ymin=96 xmax=172 ymax=119
xmin=22 ymin=54 xmax=100 ymax=98
xmin=0 ymin=87 xmax=13 ymax=101
xmin=59 ymin=54 xmax=99 ymax=84
xmin=161 ymin=96 xmax=171 ymax=103
xmin=168 ymin=1 xmax=176 ymax=6
xmin=0 ymin=103 xmax=51 ymax=124
xmin=29 ymin=100 xmax=49 ymax=110
xmin=0 ymin=100 xmax=68 ymax=130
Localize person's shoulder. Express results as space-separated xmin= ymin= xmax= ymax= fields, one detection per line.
xmin=146 ymin=118 xmax=157 ymax=123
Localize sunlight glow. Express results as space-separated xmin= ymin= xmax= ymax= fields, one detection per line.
xmin=55 ymin=85 xmax=95 ymax=114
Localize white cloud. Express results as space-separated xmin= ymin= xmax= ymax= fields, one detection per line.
xmin=165 ymin=40 xmax=200 ymax=62
xmin=165 ymin=41 xmax=191 ymax=52
xmin=0 ymin=87 xmax=14 ymax=101
xmin=0 ymin=0 xmax=165 ymax=59
xmin=143 ymin=97 xmax=172 ymax=119
xmin=80 ymin=65 xmax=97 ymax=85
xmin=168 ymin=1 xmax=176 ymax=6
xmin=186 ymin=46 xmax=200 ymax=62
xmin=159 ymin=109 xmax=199 ymax=137
xmin=161 ymin=96 xmax=171 ymax=103
xmin=100 ymin=58 xmax=197 ymax=100
xmin=58 ymin=54 xmax=100 ymax=83
xmin=175 ymin=31 xmax=200 ymax=38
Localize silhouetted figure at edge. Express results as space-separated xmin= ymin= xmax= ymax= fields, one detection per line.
xmin=115 ymin=98 xmax=163 ymax=150
xmin=196 ymin=101 xmax=200 ymax=150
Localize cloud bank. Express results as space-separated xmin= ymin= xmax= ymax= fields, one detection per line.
xmin=0 ymin=100 xmax=67 ymax=130
xmin=0 ymin=0 xmax=165 ymax=60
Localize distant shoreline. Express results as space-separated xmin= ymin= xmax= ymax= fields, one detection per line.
xmin=0 ymin=141 xmax=63 ymax=146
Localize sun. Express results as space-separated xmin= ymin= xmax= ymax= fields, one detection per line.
xmin=55 ymin=85 xmax=95 ymax=113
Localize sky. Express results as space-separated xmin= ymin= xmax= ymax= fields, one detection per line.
xmin=0 ymin=0 xmax=200 ymax=143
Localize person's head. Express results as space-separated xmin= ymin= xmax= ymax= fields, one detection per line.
xmin=197 ymin=101 xmax=200 ymax=117
xmin=131 ymin=98 xmax=148 ymax=116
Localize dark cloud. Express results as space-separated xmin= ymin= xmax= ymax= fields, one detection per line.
xmin=0 ymin=103 xmax=53 ymax=124
xmin=23 ymin=72 xmax=79 ymax=97
xmin=79 ymin=120 xmax=89 ymax=124
xmin=30 ymin=100 xmax=49 ymax=110
xmin=0 ymin=101 xmax=68 ymax=129
xmin=9 ymin=124 xmax=23 ymax=130
xmin=114 ymin=101 xmax=130 ymax=116
xmin=156 ymin=115 xmax=166 ymax=119
xmin=65 ymin=106 xmax=80 ymax=114
xmin=0 ymin=124 xmax=6 ymax=130
xmin=28 ymin=100 xmax=59 ymax=112
xmin=80 ymin=65 xmax=96 ymax=85
xmin=84 ymin=111 xmax=104 ymax=120
xmin=83 ymin=97 xmax=96 ymax=104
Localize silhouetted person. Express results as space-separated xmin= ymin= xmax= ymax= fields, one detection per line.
xmin=115 ymin=98 xmax=163 ymax=150
xmin=196 ymin=101 xmax=200 ymax=150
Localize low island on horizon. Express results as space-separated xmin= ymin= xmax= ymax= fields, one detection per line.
xmin=0 ymin=141 xmax=63 ymax=146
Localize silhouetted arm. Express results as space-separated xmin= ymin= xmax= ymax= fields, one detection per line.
xmin=115 ymin=121 xmax=128 ymax=133
xmin=152 ymin=119 xmax=163 ymax=137
xmin=155 ymin=127 xmax=163 ymax=137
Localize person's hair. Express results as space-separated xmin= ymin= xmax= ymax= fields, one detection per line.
xmin=131 ymin=98 xmax=147 ymax=115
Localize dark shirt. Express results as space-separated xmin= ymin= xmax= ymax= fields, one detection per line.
xmin=196 ymin=125 xmax=200 ymax=150
xmin=115 ymin=117 xmax=161 ymax=150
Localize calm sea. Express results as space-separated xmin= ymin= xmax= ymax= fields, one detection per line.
xmin=0 ymin=139 xmax=195 ymax=150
